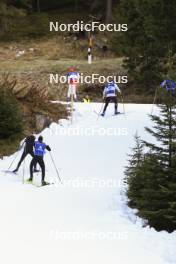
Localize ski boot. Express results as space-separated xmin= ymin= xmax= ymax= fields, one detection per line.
xmin=26 ymin=178 xmax=33 ymax=183
xmin=41 ymin=181 xmax=49 ymax=186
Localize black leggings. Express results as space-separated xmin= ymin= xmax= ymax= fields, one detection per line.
xmin=30 ymin=156 xmax=45 ymax=181
xmin=16 ymin=150 xmax=36 ymax=170
xmin=103 ymin=97 xmax=118 ymax=113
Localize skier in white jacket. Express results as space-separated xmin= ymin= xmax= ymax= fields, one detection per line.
xmin=67 ymin=67 xmax=79 ymax=101
xmin=101 ymin=81 xmax=121 ymax=116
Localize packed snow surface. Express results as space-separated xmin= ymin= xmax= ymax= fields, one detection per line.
xmin=0 ymin=103 xmax=175 ymax=264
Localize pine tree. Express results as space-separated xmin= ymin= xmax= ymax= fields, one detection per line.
xmin=0 ymin=80 xmax=23 ymax=139
xmin=144 ymin=90 xmax=176 ymax=177
xmin=0 ymin=0 xmax=26 ymax=36
xmin=125 ymin=91 xmax=176 ymax=232
xmin=125 ymin=134 xmax=145 ymax=208
xmin=112 ymin=0 xmax=176 ymax=94
xmin=141 ymin=91 xmax=176 ymax=231
xmin=133 ymin=154 xmax=169 ymax=231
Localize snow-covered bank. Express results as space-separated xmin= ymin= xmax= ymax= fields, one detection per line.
xmin=0 ymin=103 xmax=175 ymax=264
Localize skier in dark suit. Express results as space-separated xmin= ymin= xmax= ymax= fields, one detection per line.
xmin=13 ymin=135 xmax=37 ymax=173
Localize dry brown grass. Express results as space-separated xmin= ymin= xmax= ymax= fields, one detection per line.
xmin=0 ymin=74 xmax=68 ymax=133
xmin=0 ymin=36 xmax=124 ymax=101
xmin=0 ymin=35 xmax=115 ymax=62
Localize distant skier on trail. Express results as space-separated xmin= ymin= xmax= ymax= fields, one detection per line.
xmin=67 ymin=66 xmax=79 ymax=101
xmin=13 ymin=135 xmax=37 ymax=173
xmin=101 ymin=81 xmax=121 ymax=116
xmin=83 ymin=95 xmax=91 ymax=103
xmin=28 ymin=136 xmax=51 ymax=186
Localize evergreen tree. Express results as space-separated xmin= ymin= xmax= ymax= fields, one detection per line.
xmin=132 ymin=154 xmax=169 ymax=231
xmin=125 ymin=91 xmax=176 ymax=232
xmin=0 ymin=80 xmax=23 ymax=139
xmin=112 ymin=0 xmax=176 ymax=94
xmin=144 ymin=90 xmax=176 ymax=176
xmin=0 ymin=0 xmax=26 ymax=36
xmin=8 ymin=0 xmax=32 ymax=9
xmin=125 ymin=134 xmax=145 ymax=207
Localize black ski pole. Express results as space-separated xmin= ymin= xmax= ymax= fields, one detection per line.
xmin=49 ymin=152 xmax=62 ymax=183
xmin=6 ymin=140 xmax=25 ymax=173
xmin=4 ymin=148 xmax=21 ymax=176
xmin=120 ymin=94 xmax=125 ymax=114
xmin=22 ymin=147 xmax=27 ymax=184
xmin=97 ymin=101 xmax=104 ymax=121
xmin=7 ymin=151 xmax=20 ymax=171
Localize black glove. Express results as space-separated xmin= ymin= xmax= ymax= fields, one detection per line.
xmin=46 ymin=145 xmax=51 ymax=151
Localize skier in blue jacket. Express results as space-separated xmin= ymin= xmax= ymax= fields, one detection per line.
xmin=29 ymin=136 xmax=51 ymax=186
xmin=101 ymin=81 xmax=121 ymax=116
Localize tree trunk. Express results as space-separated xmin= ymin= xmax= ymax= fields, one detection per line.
xmin=91 ymin=0 xmax=99 ymax=11
xmin=74 ymin=0 xmax=78 ymax=10
xmin=37 ymin=0 xmax=40 ymax=13
xmin=106 ymin=0 xmax=112 ymax=23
